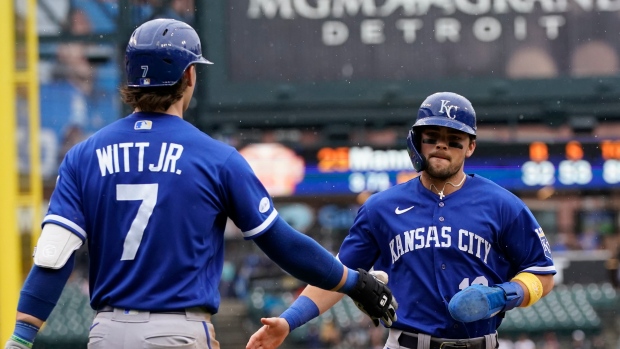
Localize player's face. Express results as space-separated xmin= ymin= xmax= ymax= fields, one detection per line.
xmin=420 ymin=126 xmax=475 ymax=180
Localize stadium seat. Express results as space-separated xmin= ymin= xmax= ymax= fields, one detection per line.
xmin=500 ymin=283 xmax=606 ymax=334
xmin=34 ymin=281 xmax=94 ymax=349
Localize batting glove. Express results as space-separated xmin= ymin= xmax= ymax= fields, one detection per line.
xmin=350 ymin=269 xmax=398 ymax=327
xmin=448 ymin=282 xmax=524 ymax=322
xmin=4 ymin=339 xmax=32 ymax=349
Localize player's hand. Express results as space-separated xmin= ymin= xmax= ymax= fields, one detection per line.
xmin=349 ymin=269 xmax=398 ymax=327
xmin=246 ymin=317 xmax=290 ymax=349
xmin=5 ymin=338 xmax=32 ymax=349
xmin=448 ymin=284 xmax=507 ymax=322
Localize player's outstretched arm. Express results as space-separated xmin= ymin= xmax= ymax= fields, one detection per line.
xmin=246 ymin=286 xmax=344 ymax=349
xmin=449 ymin=273 xmax=554 ymax=322
xmin=246 ymin=317 xmax=289 ymax=349
xmin=253 ymin=217 xmax=395 ymax=320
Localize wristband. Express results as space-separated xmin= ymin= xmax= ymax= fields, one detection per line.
xmin=280 ymin=295 xmax=320 ymax=332
xmin=338 ymin=268 xmax=359 ymax=293
xmin=495 ymin=281 xmax=524 ymax=312
xmin=511 ymin=272 xmax=544 ymax=307
xmin=10 ymin=320 xmax=41 ymax=348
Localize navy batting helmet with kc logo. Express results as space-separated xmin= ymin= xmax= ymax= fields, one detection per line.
xmin=407 ymin=92 xmax=477 ymax=171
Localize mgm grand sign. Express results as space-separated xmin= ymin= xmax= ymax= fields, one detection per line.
xmin=227 ymin=0 xmax=620 ymax=81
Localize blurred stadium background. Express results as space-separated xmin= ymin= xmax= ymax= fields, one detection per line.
xmin=2 ymin=0 xmax=620 ymax=348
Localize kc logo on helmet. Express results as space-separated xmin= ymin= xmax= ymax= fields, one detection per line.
xmin=439 ymin=100 xmax=460 ymax=119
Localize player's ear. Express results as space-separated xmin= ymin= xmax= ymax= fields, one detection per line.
xmin=185 ymin=65 xmax=196 ymax=87
xmin=465 ymin=138 xmax=476 ymax=158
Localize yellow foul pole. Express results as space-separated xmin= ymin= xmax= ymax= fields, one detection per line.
xmin=24 ymin=0 xmax=43 ymax=251
xmin=0 ymin=0 xmax=20 ymax=341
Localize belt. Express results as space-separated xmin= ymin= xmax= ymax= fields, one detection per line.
xmin=96 ymin=305 xmax=212 ymax=322
xmin=97 ymin=305 xmax=190 ymax=315
xmin=398 ymin=333 xmax=487 ymax=349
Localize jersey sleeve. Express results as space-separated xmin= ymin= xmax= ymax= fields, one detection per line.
xmin=500 ymin=206 xmax=556 ymax=276
xmin=42 ymin=150 xmax=87 ymax=241
xmin=220 ymin=151 xmax=278 ymax=239
xmin=337 ymin=204 xmax=380 ymax=270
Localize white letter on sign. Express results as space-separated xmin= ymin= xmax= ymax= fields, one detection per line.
xmin=323 ymin=21 xmax=349 ymax=46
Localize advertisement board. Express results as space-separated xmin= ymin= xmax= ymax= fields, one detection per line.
xmin=201 ymin=1 xmax=620 ymax=115
xmin=239 ymin=139 xmax=620 ymax=196
xmin=231 ymin=0 xmax=620 ymax=82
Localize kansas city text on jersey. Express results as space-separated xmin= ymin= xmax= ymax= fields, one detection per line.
xmin=96 ymin=142 xmax=184 ymax=176
xmin=389 ymin=226 xmax=492 ymax=264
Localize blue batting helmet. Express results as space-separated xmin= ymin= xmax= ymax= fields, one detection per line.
xmin=407 ymin=92 xmax=477 ymax=171
xmin=125 ymin=18 xmax=213 ymax=87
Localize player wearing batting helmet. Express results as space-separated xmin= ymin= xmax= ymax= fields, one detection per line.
xmin=4 ymin=19 xmax=396 ymax=349
xmin=246 ymin=92 xmax=556 ymax=349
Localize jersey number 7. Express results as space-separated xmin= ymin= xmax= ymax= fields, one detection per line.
xmin=116 ymin=184 xmax=159 ymax=260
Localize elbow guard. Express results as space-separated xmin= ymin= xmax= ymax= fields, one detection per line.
xmin=511 ymin=272 xmax=544 ymax=307
xmin=34 ymin=224 xmax=83 ymax=269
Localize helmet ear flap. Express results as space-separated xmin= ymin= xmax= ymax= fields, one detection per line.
xmin=407 ymin=129 xmax=426 ymax=172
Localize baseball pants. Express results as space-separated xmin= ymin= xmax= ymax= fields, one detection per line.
xmin=88 ymin=307 xmax=219 ymax=349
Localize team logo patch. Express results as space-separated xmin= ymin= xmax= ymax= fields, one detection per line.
xmin=439 ymin=100 xmax=460 ymax=119
xmin=42 ymin=244 xmax=57 ymax=257
xmin=535 ymin=227 xmax=553 ymax=260
xmin=259 ymin=197 xmax=270 ymax=213
xmin=140 ymin=78 xmax=151 ymax=85
xmin=134 ymin=120 xmax=152 ymax=130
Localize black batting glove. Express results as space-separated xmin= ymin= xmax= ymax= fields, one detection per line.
xmin=348 ymin=268 xmax=398 ymax=327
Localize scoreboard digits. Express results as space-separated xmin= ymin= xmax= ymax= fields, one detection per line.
xmin=558 ymin=160 xmax=592 ymax=185
xmin=603 ymin=160 xmax=620 ymax=184
xmin=602 ymin=141 xmax=620 ymax=184
xmin=522 ymin=140 xmax=620 ymax=187
xmin=522 ymin=161 xmax=555 ymax=186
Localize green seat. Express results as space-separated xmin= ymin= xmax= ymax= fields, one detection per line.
xmin=499 ymin=286 xmax=601 ymax=334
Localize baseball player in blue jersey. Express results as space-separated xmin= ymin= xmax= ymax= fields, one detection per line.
xmin=246 ymin=92 xmax=556 ymax=349
xmin=4 ymin=19 xmax=396 ymax=349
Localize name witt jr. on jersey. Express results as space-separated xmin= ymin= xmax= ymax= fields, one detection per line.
xmin=96 ymin=141 xmax=184 ymax=176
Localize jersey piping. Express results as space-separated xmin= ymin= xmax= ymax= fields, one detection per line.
xmin=43 ymin=214 xmax=87 ymax=239
xmin=243 ymin=210 xmax=278 ymax=238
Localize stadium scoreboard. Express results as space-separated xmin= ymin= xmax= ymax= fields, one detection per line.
xmin=274 ymin=139 xmax=620 ymax=196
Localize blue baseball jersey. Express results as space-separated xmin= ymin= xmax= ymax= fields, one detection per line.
xmin=43 ymin=112 xmax=277 ymax=313
xmin=338 ymin=174 xmax=555 ymax=338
